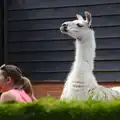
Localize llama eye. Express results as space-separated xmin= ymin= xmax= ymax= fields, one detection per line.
xmin=77 ymin=23 xmax=83 ymax=27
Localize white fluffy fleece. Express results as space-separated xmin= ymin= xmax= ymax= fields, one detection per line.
xmin=60 ymin=11 xmax=120 ymax=101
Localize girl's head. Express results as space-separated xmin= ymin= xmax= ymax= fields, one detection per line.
xmin=0 ymin=64 xmax=34 ymax=96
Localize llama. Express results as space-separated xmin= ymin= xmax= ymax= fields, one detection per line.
xmin=60 ymin=11 xmax=120 ymax=101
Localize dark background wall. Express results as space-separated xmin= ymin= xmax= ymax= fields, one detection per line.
xmin=0 ymin=1 xmax=4 ymax=66
xmin=6 ymin=0 xmax=120 ymax=82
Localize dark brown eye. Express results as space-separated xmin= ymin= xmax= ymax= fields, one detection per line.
xmin=77 ymin=23 xmax=83 ymax=27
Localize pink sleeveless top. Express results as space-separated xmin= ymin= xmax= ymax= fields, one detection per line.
xmin=9 ymin=89 xmax=32 ymax=102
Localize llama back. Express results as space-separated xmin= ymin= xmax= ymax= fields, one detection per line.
xmin=89 ymin=86 xmax=120 ymax=100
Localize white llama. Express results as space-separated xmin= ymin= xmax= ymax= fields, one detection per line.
xmin=60 ymin=11 xmax=120 ymax=101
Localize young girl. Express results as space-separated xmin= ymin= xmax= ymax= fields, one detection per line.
xmin=0 ymin=64 xmax=36 ymax=103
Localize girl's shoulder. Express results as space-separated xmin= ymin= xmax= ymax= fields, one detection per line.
xmin=0 ymin=91 xmax=16 ymax=103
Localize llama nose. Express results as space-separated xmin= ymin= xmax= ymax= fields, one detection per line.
xmin=62 ymin=23 xmax=68 ymax=27
xmin=61 ymin=23 xmax=68 ymax=32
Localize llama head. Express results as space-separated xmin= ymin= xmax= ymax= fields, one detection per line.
xmin=60 ymin=11 xmax=92 ymax=40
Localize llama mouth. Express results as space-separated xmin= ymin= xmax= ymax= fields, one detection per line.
xmin=63 ymin=27 xmax=68 ymax=32
xmin=60 ymin=26 xmax=68 ymax=33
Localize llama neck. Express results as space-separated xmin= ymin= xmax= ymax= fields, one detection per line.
xmin=71 ymin=31 xmax=98 ymax=86
xmin=74 ymin=30 xmax=96 ymax=72
xmin=73 ymin=40 xmax=83 ymax=69
xmin=73 ymin=31 xmax=96 ymax=72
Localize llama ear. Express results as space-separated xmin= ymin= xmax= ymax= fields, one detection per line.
xmin=76 ymin=14 xmax=84 ymax=21
xmin=85 ymin=11 xmax=92 ymax=26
